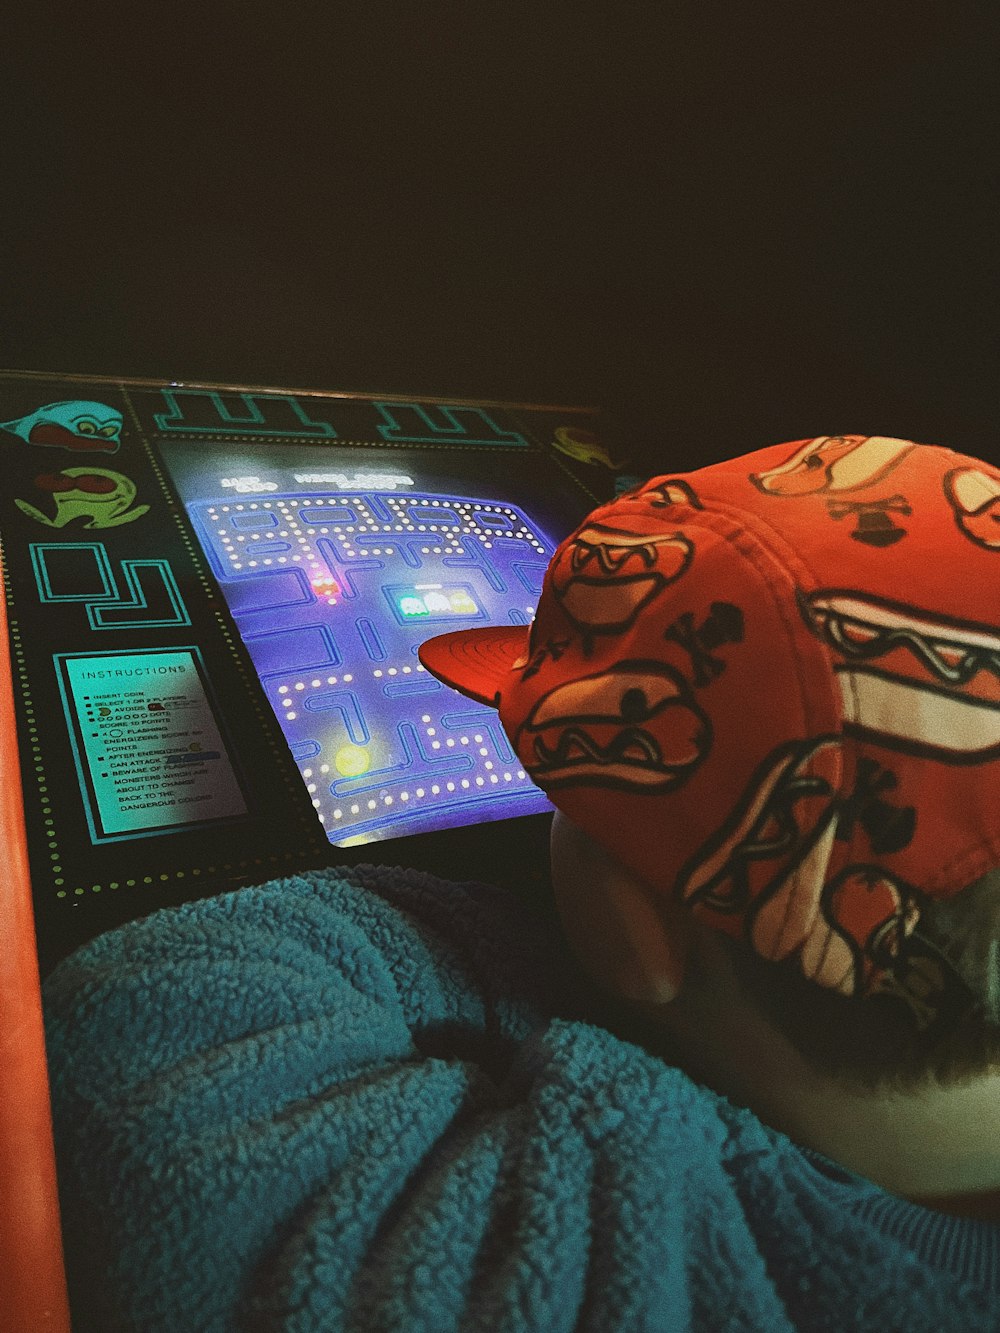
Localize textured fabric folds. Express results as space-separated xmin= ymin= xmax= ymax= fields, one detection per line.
xmin=43 ymin=866 xmax=999 ymax=1331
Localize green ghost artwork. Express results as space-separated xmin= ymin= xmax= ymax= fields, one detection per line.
xmin=14 ymin=469 xmax=150 ymax=529
xmin=1 ymin=400 xmax=123 ymax=453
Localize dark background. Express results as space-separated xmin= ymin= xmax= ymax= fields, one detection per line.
xmin=2 ymin=6 xmax=997 ymax=473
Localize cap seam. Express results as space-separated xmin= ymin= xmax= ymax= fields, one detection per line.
xmin=652 ymin=498 xmax=850 ymax=956
xmin=654 ymin=496 xmax=844 ymax=746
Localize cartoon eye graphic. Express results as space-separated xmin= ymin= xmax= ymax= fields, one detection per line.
xmin=632 ymin=479 xmax=703 ymax=509
xmin=99 ymin=424 xmax=119 ymax=438
xmin=75 ymin=420 xmax=97 ymax=435
xmin=619 ymin=686 xmax=655 ymax=722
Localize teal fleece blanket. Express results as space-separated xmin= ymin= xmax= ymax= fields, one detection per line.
xmin=42 ymin=866 xmax=998 ymax=1330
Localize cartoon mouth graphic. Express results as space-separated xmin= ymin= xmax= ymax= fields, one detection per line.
xmin=29 ymin=422 xmax=119 ymax=451
xmin=534 ymin=724 xmax=666 ymax=768
xmin=35 ymin=471 xmax=118 ymax=495
xmin=518 ymin=660 xmax=710 ymax=790
xmin=750 ymin=435 xmax=915 ymax=496
xmin=551 ymin=526 xmax=693 ymax=633
xmin=801 ymin=591 xmax=1000 ymax=757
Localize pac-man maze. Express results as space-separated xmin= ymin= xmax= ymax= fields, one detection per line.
xmin=189 ymin=489 xmax=555 ymax=843
xmin=0 ymin=372 xmax=621 ymax=969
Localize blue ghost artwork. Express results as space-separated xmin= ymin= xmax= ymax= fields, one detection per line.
xmin=0 ymin=400 xmax=123 ymax=453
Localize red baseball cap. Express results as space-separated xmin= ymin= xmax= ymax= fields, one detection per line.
xmin=419 ymin=435 xmax=1000 ymax=1032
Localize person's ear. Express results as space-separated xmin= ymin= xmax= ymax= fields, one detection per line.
xmin=549 ymin=811 xmax=692 ymax=1005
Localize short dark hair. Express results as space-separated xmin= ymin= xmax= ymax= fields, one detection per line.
xmin=724 ymin=867 xmax=1000 ymax=1094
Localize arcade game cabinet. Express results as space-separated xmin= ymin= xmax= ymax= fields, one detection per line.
xmin=0 ymin=370 xmax=636 ymax=1330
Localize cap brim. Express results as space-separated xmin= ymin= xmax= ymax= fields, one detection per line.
xmin=418 ymin=625 xmax=530 ymax=706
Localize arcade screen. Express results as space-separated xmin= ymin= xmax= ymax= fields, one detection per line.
xmin=0 ymin=374 xmax=632 ymax=969
xmin=160 ymin=440 xmax=565 ymax=848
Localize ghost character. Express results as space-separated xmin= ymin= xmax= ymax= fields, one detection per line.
xmin=14 ymin=469 xmax=149 ymax=529
xmin=1 ymin=401 xmax=123 ymax=453
xmin=448 ymin=590 xmax=478 ymax=614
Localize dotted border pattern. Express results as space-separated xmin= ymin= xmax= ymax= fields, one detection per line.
xmin=0 ymin=392 xmax=326 ymax=901
xmin=1 ymin=536 xmax=64 ymax=891
xmin=146 ymin=434 xmax=545 ymax=450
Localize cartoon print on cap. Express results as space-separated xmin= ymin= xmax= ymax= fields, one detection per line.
xmin=866 ymin=936 xmax=978 ymax=1033
xmin=798 ymin=589 xmax=1000 ymax=763
xmin=832 ymin=754 xmax=915 ymax=855
xmin=678 ymin=736 xmax=843 ymax=944
xmin=14 ymin=469 xmax=150 ymax=529
xmin=750 ymin=435 xmax=917 ymax=497
xmin=549 ymin=522 xmax=694 ymax=641
xmin=664 ymin=602 xmax=745 ymax=687
xmin=516 ymin=634 xmax=571 ymax=681
xmin=944 ymin=465 xmax=1000 ymax=551
xmin=516 ymin=658 xmax=711 ymax=792
xmin=674 ymin=731 xmax=938 ymax=1004
xmin=825 ymin=495 xmax=912 ymax=547
xmin=799 ymin=865 xmax=921 ymax=997
xmin=1 ymin=401 xmax=123 ymax=453
xmin=628 ymin=478 xmax=704 ymax=510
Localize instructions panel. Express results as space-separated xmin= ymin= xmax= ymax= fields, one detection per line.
xmin=57 ymin=649 xmax=248 ymax=840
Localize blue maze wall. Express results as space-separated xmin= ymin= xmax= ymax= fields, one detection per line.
xmin=188 ymin=491 xmax=557 ymax=845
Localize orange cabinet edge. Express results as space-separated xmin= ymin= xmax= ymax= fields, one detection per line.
xmin=0 ymin=563 xmax=71 ymax=1331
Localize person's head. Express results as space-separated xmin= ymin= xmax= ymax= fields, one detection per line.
xmin=549 ymin=805 xmax=1000 ymax=1097
xmin=419 ymin=434 xmax=1000 ymax=1198
xmin=548 ymin=810 xmax=1000 ymax=1211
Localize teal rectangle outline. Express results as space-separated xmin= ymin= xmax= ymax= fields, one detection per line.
xmin=30 ymin=542 xmax=117 ymax=602
xmin=53 ymin=646 xmax=252 ymax=845
xmin=87 ymin=560 xmax=192 ymax=630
